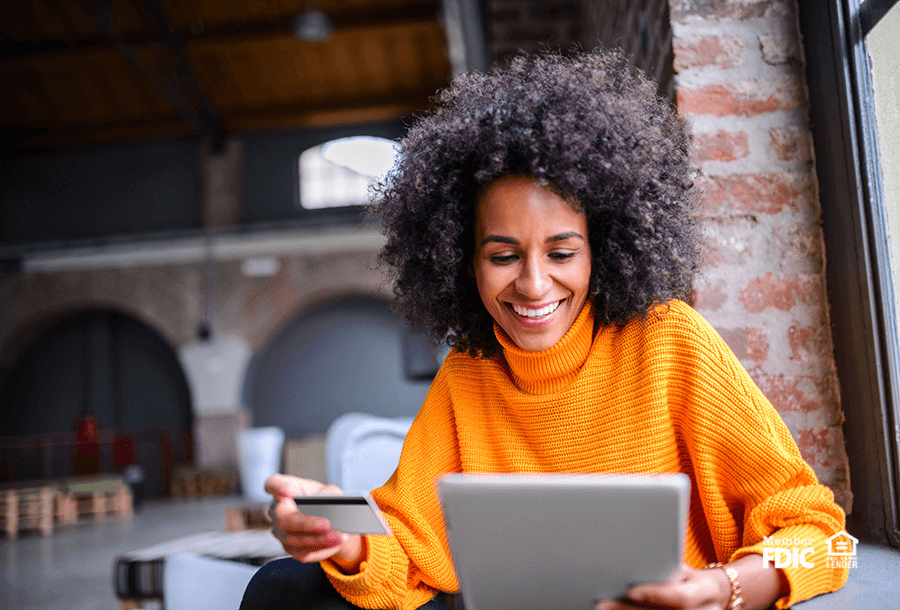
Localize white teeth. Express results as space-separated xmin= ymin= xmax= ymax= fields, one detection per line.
xmin=512 ymin=301 xmax=561 ymax=318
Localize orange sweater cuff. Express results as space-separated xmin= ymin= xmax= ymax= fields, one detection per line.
xmin=730 ymin=524 xmax=850 ymax=609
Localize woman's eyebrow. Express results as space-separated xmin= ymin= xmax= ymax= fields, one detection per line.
xmin=480 ymin=235 xmax=518 ymax=246
xmin=547 ymin=231 xmax=584 ymax=242
xmin=480 ymin=231 xmax=584 ymax=247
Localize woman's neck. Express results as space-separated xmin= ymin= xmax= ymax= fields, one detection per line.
xmin=494 ymin=302 xmax=594 ymax=394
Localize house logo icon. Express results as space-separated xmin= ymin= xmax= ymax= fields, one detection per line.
xmin=826 ymin=531 xmax=858 ymax=557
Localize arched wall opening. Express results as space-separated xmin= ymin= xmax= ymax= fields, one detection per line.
xmin=245 ymin=296 xmax=436 ymax=437
xmin=0 ymin=308 xmax=193 ymax=497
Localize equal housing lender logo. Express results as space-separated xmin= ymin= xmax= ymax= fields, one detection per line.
xmin=825 ymin=531 xmax=859 ymax=569
xmin=760 ymin=530 xmax=858 ymax=569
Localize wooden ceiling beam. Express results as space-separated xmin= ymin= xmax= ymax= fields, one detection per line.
xmin=136 ymin=0 xmax=223 ymax=147
xmin=223 ymin=91 xmax=435 ymax=132
xmin=2 ymin=89 xmax=435 ymax=151
xmin=0 ymin=2 xmax=442 ymax=62
xmin=1 ymin=118 xmax=195 ymax=152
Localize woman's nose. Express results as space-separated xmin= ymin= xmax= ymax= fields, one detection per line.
xmin=514 ymin=255 xmax=552 ymax=298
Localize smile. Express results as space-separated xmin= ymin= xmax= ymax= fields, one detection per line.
xmin=510 ymin=300 xmax=562 ymax=319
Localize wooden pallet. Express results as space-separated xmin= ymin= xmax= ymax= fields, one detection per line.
xmin=0 ymin=487 xmax=54 ymax=538
xmin=62 ymin=477 xmax=133 ymax=523
xmin=170 ymin=466 xmax=235 ymax=498
xmin=55 ymin=492 xmax=77 ymax=526
xmin=1 ymin=490 xmax=17 ymax=538
xmin=1 ymin=476 xmax=133 ymax=535
xmin=224 ymin=504 xmax=269 ymax=531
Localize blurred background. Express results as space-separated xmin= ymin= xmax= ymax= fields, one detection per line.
xmin=0 ymin=0 xmax=674 ymax=501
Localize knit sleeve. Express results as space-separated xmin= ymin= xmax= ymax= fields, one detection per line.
xmin=320 ymin=358 xmax=463 ymax=610
xmin=664 ymin=302 xmax=848 ymax=608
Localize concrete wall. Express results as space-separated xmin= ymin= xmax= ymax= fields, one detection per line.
xmin=246 ymin=298 xmax=432 ymax=437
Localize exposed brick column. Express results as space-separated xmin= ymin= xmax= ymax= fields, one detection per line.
xmin=200 ymin=137 xmax=243 ymax=229
xmin=670 ymin=0 xmax=850 ymax=509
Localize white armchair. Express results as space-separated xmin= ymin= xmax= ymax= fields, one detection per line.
xmin=325 ymin=412 xmax=414 ymax=494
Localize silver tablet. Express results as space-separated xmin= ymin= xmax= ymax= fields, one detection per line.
xmin=437 ymin=473 xmax=689 ymax=610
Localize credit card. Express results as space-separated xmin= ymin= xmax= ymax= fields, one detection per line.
xmin=294 ymin=495 xmax=392 ymax=535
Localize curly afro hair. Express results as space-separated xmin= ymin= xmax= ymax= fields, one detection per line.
xmin=373 ymin=48 xmax=700 ymax=357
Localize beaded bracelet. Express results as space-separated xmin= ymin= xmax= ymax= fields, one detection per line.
xmin=704 ymin=562 xmax=745 ymax=610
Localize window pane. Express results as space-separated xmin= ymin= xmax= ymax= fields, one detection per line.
xmin=866 ymin=1 xmax=900 ymax=500
xmin=868 ymin=4 xmax=900 ymax=315
xmin=298 ymin=136 xmax=400 ymax=209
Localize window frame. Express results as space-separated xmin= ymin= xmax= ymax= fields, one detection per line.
xmin=241 ymin=121 xmax=406 ymax=228
xmin=797 ymin=0 xmax=900 ymax=546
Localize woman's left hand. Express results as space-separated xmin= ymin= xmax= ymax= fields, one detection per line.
xmin=596 ymin=564 xmax=731 ymax=610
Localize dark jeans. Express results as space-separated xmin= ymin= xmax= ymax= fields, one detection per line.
xmin=240 ymin=557 xmax=453 ymax=610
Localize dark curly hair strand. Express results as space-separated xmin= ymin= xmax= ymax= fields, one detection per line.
xmin=373 ymin=48 xmax=700 ymax=357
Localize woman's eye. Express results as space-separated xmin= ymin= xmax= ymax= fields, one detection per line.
xmin=549 ymin=252 xmax=576 ymax=261
xmin=490 ymin=254 xmax=518 ymax=264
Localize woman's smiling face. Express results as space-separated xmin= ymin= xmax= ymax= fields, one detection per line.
xmin=473 ymin=175 xmax=592 ymax=352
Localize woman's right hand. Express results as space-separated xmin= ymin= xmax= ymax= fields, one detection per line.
xmin=264 ymin=474 xmax=365 ymax=571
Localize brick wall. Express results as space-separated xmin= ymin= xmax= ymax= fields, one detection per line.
xmin=668 ymin=0 xmax=850 ymax=509
xmin=0 ymin=248 xmax=389 ymax=367
xmin=0 ymin=243 xmax=390 ymax=482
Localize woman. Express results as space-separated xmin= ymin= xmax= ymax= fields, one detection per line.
xmin=242 ymin=49 xmax=848 ymax=610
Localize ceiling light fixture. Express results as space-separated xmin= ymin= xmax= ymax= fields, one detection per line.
xmin=291 ymin=3 xmax=335 ymax=42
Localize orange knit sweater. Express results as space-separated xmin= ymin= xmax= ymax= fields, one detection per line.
xmin=323 ymin=300 xmax=848 ymax=609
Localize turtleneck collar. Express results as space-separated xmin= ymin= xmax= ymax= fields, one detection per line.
xmin=494 ymin=301 xmax=594 ymax=394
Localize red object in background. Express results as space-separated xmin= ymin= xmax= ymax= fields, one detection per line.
xmin=114 ymin=434 xmax=137 ymax=468
xmin=75 ymin=414 xmax=101 ymax=475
